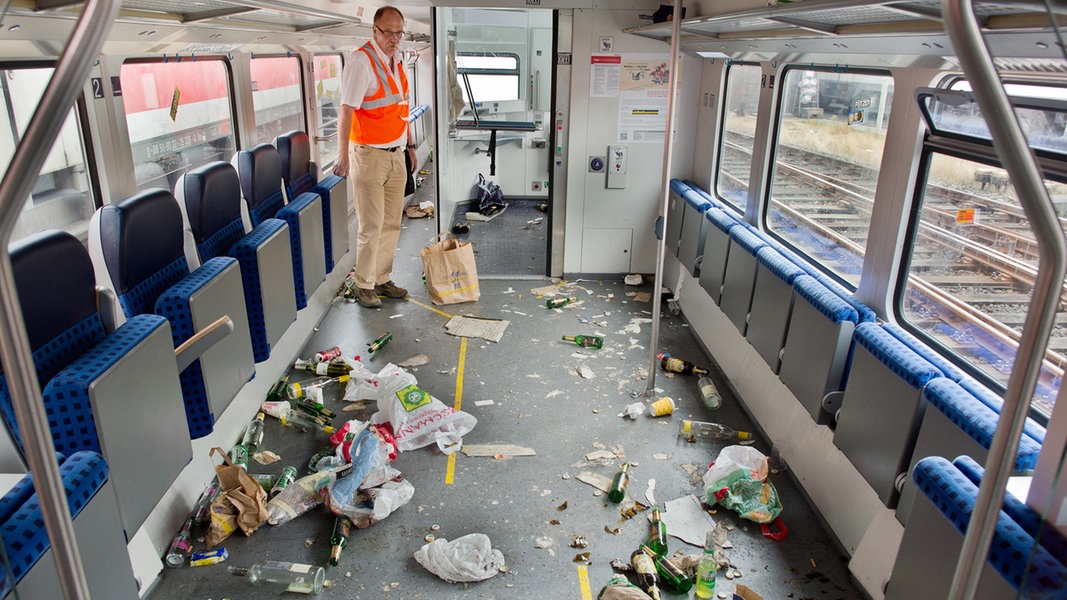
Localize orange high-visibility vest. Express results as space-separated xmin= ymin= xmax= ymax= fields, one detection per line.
xmin=349 ymin=42 xmax=410 ymax=145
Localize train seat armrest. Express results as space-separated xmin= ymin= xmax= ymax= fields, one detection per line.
xmin=174 ymin=315 xmax=234 ymax=372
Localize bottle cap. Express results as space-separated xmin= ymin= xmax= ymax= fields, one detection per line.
xmin=620 ymin=462 xmax=629 ymax=473
xmin=738 ymin=431 xmax=752 ymax=440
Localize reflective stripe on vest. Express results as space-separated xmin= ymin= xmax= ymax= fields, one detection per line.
xmin=350 ymin=43 xmax=409 ymax=145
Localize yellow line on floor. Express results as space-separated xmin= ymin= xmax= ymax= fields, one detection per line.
xmin=577 ymin=564 xmax=592 ymax=600
xmin=404 ymin=296 xmax=453 ymax=319
xmin=445 ymin=336 xmax=468 ymax=485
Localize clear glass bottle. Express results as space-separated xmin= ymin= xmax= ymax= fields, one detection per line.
xmin=164 ymin=517 xmax=193 ymax=567
xmin=228 ymin=560 xmax=325 ymax=594
xmin=646 ymin=507 xmax=668 ymax=556
xmin=241 ymin=412 xmax=265 ymax=452
xmin=561 ymin=334 xmax=603 ymax=349
xmin=695 ymin=530 xmax=718 ymax=598
xmin=192 ymin=480 xmax=219 ymax=526
xmin=607 ymin=462 xmax=629 ymax=503
xmin=285 ymin=375 xmax=349 ymax=401
xmin=677 ymin=419 xmax=752 ymax=443
xmin=697 ymin=375 xmax=722 ymax=410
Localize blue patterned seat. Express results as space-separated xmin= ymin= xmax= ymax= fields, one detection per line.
xmin=232 ymin=143 xmax=325 ymax=309
xmin=176 ymin=161 xmax=297 ymax=363
xmin=4 ymin=229 xmax=189 ymax=540
xmin=276 ymin=130 xmax=348 ymax=272
xmin=0 ymin=451 xmax=137 ymax=598
xmin=88 ymin=188 xmax=255 ymax=437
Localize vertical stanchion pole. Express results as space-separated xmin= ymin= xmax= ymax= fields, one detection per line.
xmin=645 ymin=0 xmax=685 ymax=396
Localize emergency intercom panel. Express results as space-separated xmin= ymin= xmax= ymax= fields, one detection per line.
xmin=607 ymin=145 xmax=627 ymax=189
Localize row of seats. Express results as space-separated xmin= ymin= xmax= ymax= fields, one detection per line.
xmin=666 ymin=180 xmax=1058 ymax=590
xmin=0 ymin=130 xmax=346 ymax=597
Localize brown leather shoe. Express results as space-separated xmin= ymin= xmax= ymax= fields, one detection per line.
xmin=374 ymin=280 xmax=408 ymax=298
xmin=356 ymin=287 xmax=381 ymax=308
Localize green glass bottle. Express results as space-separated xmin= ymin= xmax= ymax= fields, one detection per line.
xmin=329 ymin=515 xmax=352 ymax=566
xmin=646 ymin=507 xmax=668 ymax=556
xmin=546 ymin=296 xmax=577 ymax=308
xmin=607 ymin=462 xmax=629 ymax=503
xmin=642 ymin=545 xmax=693 ymax=593
xmin=368 ymin=331 xmax=393 ymax=353
xmin=695 ymin=531 xmax=717 ymax=598
xmin=269 ymin=466 xmax=298 ymax=499
xmin=561 ymin=334 xmax=603 ymax=349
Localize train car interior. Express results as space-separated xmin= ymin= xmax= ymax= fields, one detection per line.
xmin=0 ymin=0 xmax=1064 ymax=599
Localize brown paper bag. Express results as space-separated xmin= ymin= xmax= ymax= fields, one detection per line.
xmin=420 ymin=232 xmax=480 ymax=305
xmin=209 ymin=447 xmax=268 ymax=539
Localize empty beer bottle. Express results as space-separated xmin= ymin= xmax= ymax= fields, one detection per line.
xmin=228 ymin=560 xmax=325 ymax=594
xmin=607 ymin=462 xmax=630 ymax=503
xmin=280 ymin=408 xmax=336 ymax=435
xmin=329 ymin=515 xmax=353 ymax=566
xmin=641 ymin=545 xmax=693 ymax=593
xmin=294 ymin=358 xmax=352 ymax=377
xmin=656 ymin=352 xmax=708 ymax=375
xmin=192 ymin=481 xmax=220 ymax=526
xmin=697 ymin=375 xmax=722 ymax=410
xmin=368 ymin=331 xmax=393 ymax=353
xmin=646 ymin=507 xmax=668 ymax=556
xmin=677 ymin=419 xmax=752 ymax=443
xmin=546 ymin=296 xmax=577 ymax=308
xmin=241 ymin=412 xmax=266 ymax=452
xmin=562 ymin=334 xmax=603 ymax=349
xmin=165 ymin=517 xmax=193 ymax=567
xmin=228 ymin=443 xmax=249 ymax=469
xmin=286 ymin=375 xmax=349 ymax=401
xmin=265 ymin=376 xmax=288 ymax=403
xmin=630 ymin=549 xmax=662 ymax=600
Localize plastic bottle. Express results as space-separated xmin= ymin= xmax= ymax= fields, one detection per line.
xmin=677 ymin=419 xmax=752 ymax=442
xmin=695 ymin=530 xmax=718 ymax=599
xmin=241 ymin=412 xmax=266 ymax=452
xmin=164 ymin=517 xmax=193 ymax=567
xmin=329 ymin=515 xmax=353 ymax=566
xmin=269 ymin=465 xmax=298 ymax=499
xmin=629 ymin=549 xmax=662 ymax=600
xmin=546 ymin=296 xmax=577 ymax=308
xmin=656 ymin=352 xmax=709 ymax=375
xmin=607 ymin=462 xmax=630 ymax=503
xmin=266 ymin=466 xmax=350 ymax=525
xmin=562 ymin=334 xmax=603 ymax=349
xmin=228 ymin=560 xmax=325 ymax=594
xmin=697 ymin=375 xmax=722 ymax=410
xmin=641 ymin=545 xmax=693 ymax=593
xmin=646 ymin=507 xmax=668 ymax=556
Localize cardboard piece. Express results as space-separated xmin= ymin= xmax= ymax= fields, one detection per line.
xmin=734 ymin=584 xmax=765 ymax=600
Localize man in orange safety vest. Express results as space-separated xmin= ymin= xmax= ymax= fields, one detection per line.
xmin=334 ymin=6 xmax=415 ymax=308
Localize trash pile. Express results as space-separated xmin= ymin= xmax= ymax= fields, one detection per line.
xmin=161 ymin=347 xmax=486 ymax=590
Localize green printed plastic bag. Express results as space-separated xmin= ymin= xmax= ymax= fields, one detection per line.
xmin=598 ymin=575 xmax=653 ymax=600
xmin=702 ymin=445 xmax=783 ymax=524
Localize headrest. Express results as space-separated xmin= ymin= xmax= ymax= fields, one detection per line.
xmin=275 ymin=130 xmax=311 ymax=186
xmin=178 ymin=161 xmax=243 ymax=242
xmin=9 ymin=230 xmax=97 ymax=350
xmin=95 ymin=188 xmax=184 ymax=295
xmin=232 ymin=143 xmax=282 ymax=209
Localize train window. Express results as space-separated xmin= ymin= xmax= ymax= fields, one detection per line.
xmin=120 ymin=59 xmax=236 ymax=193
xmin=766 ymin=68 xmax=893 ymax=286
xmin=250 ymin=55 xmax=305 ymax=146
xmin=314 ymin=54 xmax=342 ymax=168
xmin=715 ymin=63 xmax=761 ymax=211
xmin=901 ymin=84 xmax=1067 ymax=417
xmin=3 ymin=67 xmax=94 ymax=243
xmin=456 ymin=53 xmax=520 ymax=102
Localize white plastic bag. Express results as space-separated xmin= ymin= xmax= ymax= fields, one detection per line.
xmin=353 ymin=363 xmax=477 ymax=454
xmin=328 ymin=475 xmax=414 ymax=528
xmin=414 ymin=533 xmax=505 ymax=583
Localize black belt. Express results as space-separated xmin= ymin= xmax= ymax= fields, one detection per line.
xmin=363 ymin=145 xmax=402 ymax=152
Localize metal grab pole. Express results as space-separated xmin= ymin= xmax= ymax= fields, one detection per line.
xmin=0 ymin=0 xmax=120 ymax=599
xmin=645 ymin=0 xmax=684 ymax=396
xmin=941 ymin=1 xmax=1067 ymax=599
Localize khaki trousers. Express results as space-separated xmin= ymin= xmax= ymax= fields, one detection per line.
xmin=349 ymin=144 xmax=406 ymax=290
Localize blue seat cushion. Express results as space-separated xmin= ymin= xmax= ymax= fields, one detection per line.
xmin=883 ymin=323 xmax=968 ymax=382
xmin=756 ymin=246 xmax=805 ymax=285
xmin=957 ymin=377 xmax=1047 ymax=446
xmin=853 ymin=322 xmax=942 ymax=389
xmin=793 ymin=275 xmax=859 ymax=324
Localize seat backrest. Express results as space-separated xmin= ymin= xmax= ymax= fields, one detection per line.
xmin=232 ymin=143 xmax=285 ymax=227
xmin=275 ymin=130 xmax=316 ymax=197
xmin=176 ymin=161 xmax=247 ymax=263
xmin=1 ymin=231 xmax=107 ymax=448
xmin=90 ymin=188 xmax=188 ymax=319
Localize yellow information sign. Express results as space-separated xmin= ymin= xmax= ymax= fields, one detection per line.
xmin=169 ymin=87 xmax=181 ymax=121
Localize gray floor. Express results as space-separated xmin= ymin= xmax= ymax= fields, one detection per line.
xmin=144 ymin=174 xmax=864 ymax=600
xmin=450 ymin=199 xmax=549 ymax=276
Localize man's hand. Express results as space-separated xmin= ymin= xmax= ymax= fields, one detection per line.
xmin=333 ymin=153 xmax=349 ymax=177
xmin=407 ymin=146 xmax=417 ymax=173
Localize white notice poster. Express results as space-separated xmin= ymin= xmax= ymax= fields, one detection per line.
xmin=617 ymin=55 xmax=673 ymax=143
xmin=590 ymin=54 xmax=620 ymax=97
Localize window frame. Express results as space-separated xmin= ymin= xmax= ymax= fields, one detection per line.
xmin=249 ymin=53 xmax=307 ymax=146
xmin=456 ymin=51 xmax=522 ymax=103
xmin=714 ymin=60 xmax=762 ymax=215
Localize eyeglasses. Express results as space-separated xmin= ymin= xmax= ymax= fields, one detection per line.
xmin=374 ymin=25 xmax=405 ymax=39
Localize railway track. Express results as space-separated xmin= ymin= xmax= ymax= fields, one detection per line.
xmin=719 ymin=130 xmax=1062 ymax=414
